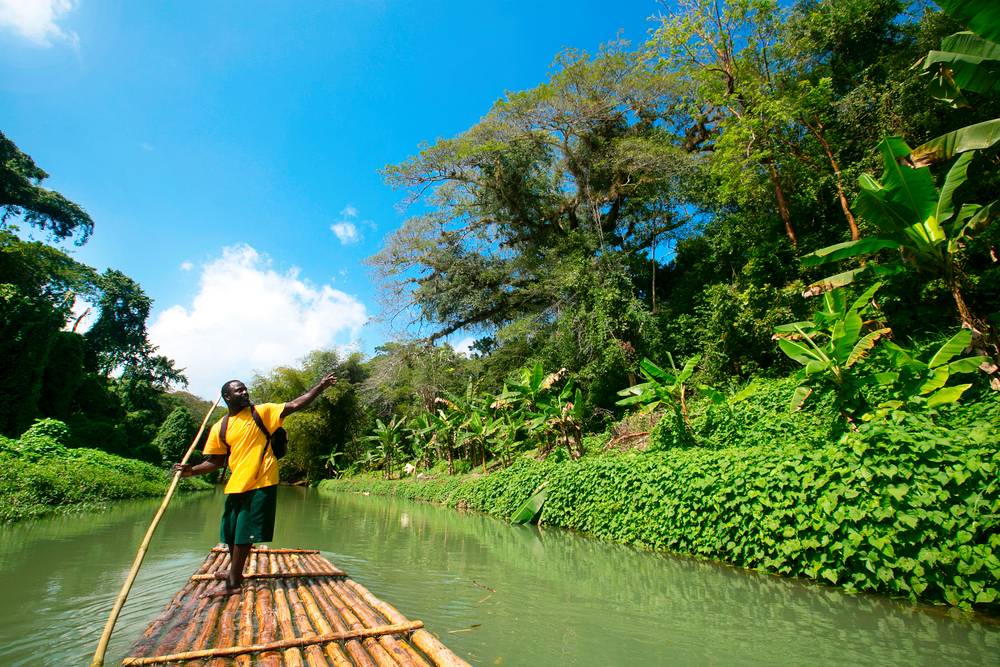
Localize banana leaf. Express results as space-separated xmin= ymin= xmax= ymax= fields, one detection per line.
xmin=927 ymin=383 xmax=973 ymax=408
xmin=511 ymin=484 xmax=548 ymax=525
xmin=845 ymin=328 xmax=891 ymax=367
xmin=935 ymin=152 xmax=975 ymax=223
xmin=909 ymin=119 xmax=1000 ymax=167
xmin=935 ymin=0 xmax=1000 ymax=44
xmin=928 ymin=328 xmax=973 ymax=368
xmin=800 ymin=238 xmax=900 ymax=267
xmin=879 ymin=138 xmax=938 ymax=223
xmin=922 ymin=49 xmax=1000 ymax=98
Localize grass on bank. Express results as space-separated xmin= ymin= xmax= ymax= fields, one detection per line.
xmin=321 ymin=378 xmax=1000 ymax=612
xmin=0 ymin=418 xmax=212 ymax=523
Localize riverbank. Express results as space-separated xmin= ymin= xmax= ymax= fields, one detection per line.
xmin=321 ymin=409 xmax=999 ymax=613
xmin=0 ymin=419 xmax=211 ymax=523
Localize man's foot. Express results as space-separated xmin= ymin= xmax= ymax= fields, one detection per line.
xmin=200 ymin=582 xmax=241 ymax=599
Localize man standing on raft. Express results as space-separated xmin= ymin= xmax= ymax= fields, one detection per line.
xmin=173 ymin=372 xmax=337 ymax=597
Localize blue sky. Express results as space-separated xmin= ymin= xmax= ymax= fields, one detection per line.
xmin=1 ymin=0 xmax=661 ymax=397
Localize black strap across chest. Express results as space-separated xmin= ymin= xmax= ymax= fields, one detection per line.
xmin=219 ymin=405 xmax=274 ymax=481
xmin=220 ymin=404 xmax=273 ymax=451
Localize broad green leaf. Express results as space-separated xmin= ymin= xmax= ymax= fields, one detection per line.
xmin=849 ymin=282 xmax=883 ymax=314
xmin=927 ymin=383 xmax=972 ymax=407
xmin=854 ymin=185 xmax=919 ymax=232
xmin=922 ymin=50 xmax=1000 ymax=98
xmin=639 ymin=358 xmax=674 ymax=384
xmin=510 ymin=485 xmax=547 ymax=525
xmin=699 ymin=385 xmax=726 ymax=405
xmin=928 ymin=329 xmax=972 ymax=368
xmin=941 ymin=31 xmax=1000 ymax=60
xmin=948 ymin=355 xmax=990 ymax=374
xmin=935 ymin=0 xmax=1000 ymax=44
xmin=789 ymin=385 xmax=812 ymax=412
xmin=529 ymin=361 xmax=544 ymax=393
xmin=832 ymin=312 xmax=863 ymax=364
xmin=803 ymin=267 xmax=870 ymax=297
xmin=904 ymin=214 xmax=947 ymax=246
xmin=822 ymin=289 xmax=847 ymax=318
xmin=730 ymin=384 xmax=758 ymax=403
xmin=872 ymin=372 xmax=899 ymax=386
xmin=677 ymin=354 xmax=701 ymax=384
xmin=878 ymin=138 xmax=937 ymax=224
xmin=572 ymin=388 xmax=585 ymax=420
xmin=800 ymin=238 xmax=900 ymax=267
xmin=846 ymin=328 xmax=891 ymax=367
xmin=773 ymin=320 xmax=815 ymax=333
xmin=919 ymin=366 xmax=950 ymax=395
xmin=955 ymin=199 xmax=999 ymax=241
xmin=616 ymin=384 xmax=645 ymax=397
xmin=804 ymin=359 xmax=828 ymax=375
xmin=935 ymin=152 xmax=975 ymax=223
xmin=909 ymin=119 xmax=1000 ymax=167
xmin=778 ymin=338 xmax=820 ymax=366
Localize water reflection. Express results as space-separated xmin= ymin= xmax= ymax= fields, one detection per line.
xmin=0 ymin=486 xmax=996 ymax=666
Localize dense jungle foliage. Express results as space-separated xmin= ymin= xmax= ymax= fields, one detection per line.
xmin=319 ymin=0 xmax=999 ymax=611
xmin=0 ymin=418 xmax=211 ymax=522
xmin=0 ymin=129 xmax=203 ymax=467
xmin=2 ymin=0 xmax=998 ymax=606
xmin=326 ymin=0 xmax=1000 ymax=476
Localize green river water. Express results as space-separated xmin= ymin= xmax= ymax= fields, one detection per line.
xmin=0 ymin=486 xmax=997 ymax=666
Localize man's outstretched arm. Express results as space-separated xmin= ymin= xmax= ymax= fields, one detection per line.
xmin=280 ymin=371 xmax=337 ymax=418
xmin=173 ymin=454 xmax=227 ymax=477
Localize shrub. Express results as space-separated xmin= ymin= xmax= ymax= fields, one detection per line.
xmin=324 ymin=411 xmax=998 ymax=611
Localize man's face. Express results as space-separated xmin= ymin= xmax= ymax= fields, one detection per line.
xmin=224 ymin=382 xmax=251 ymax=409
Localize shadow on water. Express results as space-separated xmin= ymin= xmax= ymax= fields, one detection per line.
xmin=0 ymin=486 xmax=996 ymax=666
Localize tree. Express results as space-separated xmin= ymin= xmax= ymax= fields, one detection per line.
xmin=152 ymin=407 xmax=197 ymax=466
xmin=0 ymin=131 xmax=94 ymax=243
xmin=371 ymin=42 xmax=690 ymax=342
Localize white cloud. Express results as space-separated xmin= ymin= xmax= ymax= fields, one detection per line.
xmin=0 ymin=0 xmax=78 ymax=46
xmin=179 ymin=261 xmax=194 ymax=271
xmin=454 ymin=336 xmax=476 ymax=358
xmin=139 ymin=142 xmax=154 ymax=152
xmin=340 ymin=205 xmax=358 ymax=218
xmin=149 ymin=244 xmax=368 ymax=398
xmin=331 ymin=221 xmax=360 ymax=244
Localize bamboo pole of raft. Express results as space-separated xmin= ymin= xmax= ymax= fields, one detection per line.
xmin=90 ymin=397 xmax=222 ymax=667
xmin=122 ymin=622 xmax=427 ymax=665
xmin=343 ymin=579 xmax=471 ymax=667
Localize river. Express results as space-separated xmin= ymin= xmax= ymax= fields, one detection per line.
xmin=0 ymin=486 xmax=996 ymax=666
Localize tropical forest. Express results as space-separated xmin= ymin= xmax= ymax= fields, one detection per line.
xmin=1 ymin=0 xmax=998 ymax=664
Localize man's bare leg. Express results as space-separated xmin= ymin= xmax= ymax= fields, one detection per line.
xmin=228 ymin=543 xmax=252 ymax=590
xmin=203 ymin=542 xmax=252 ymax=598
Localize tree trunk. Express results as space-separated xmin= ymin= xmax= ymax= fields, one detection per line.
xmin=950 ymin=278 xmax=1000 ymax=389
xmin=805 ymin=118 xmax=860 ymax=241
xmin=767 ymin=163 xmax=797 ymax=247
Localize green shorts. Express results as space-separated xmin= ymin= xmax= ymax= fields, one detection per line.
xmin=220 ymin=485 xmax=277 ymax=545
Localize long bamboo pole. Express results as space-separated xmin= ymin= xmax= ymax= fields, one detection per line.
xmin=122 ymin=622 xmax=426 ymax=665
xmin=90 ymin=397 xmax=222 ymax=667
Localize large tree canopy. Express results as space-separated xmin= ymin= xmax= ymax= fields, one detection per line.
xmin=0 ymin=131 xmax=94 ymax=244
xmin=371 ymin=43 xmax=695 ymax=343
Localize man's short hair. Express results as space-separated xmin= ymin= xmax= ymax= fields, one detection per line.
xmin=221 ymin=380 xmax=243 ymax=399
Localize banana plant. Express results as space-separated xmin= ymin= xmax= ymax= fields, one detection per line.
xmin=405 ymin=411 xmax=435 ymax=470
xmin=909 ymin=0 xmax=1000 ymax=167
xmin=615 ymin=353 xmax=719 ymax=426
xmin=800 ymin=138 xmax=996 ymax=342
xmin=363 ymin=417 xmax=403 ymax=479
xmin=772 ymin=283 xmax=890 ymax=417
xmin=874 ymin=328 xmax=989 ymax=414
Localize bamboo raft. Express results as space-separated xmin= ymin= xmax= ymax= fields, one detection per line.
xmin=122 ymin=546 xmax=469 ymax=667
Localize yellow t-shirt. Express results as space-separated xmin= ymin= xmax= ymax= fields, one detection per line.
xmin=204 ymin=403 xmax=284 ymax=494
